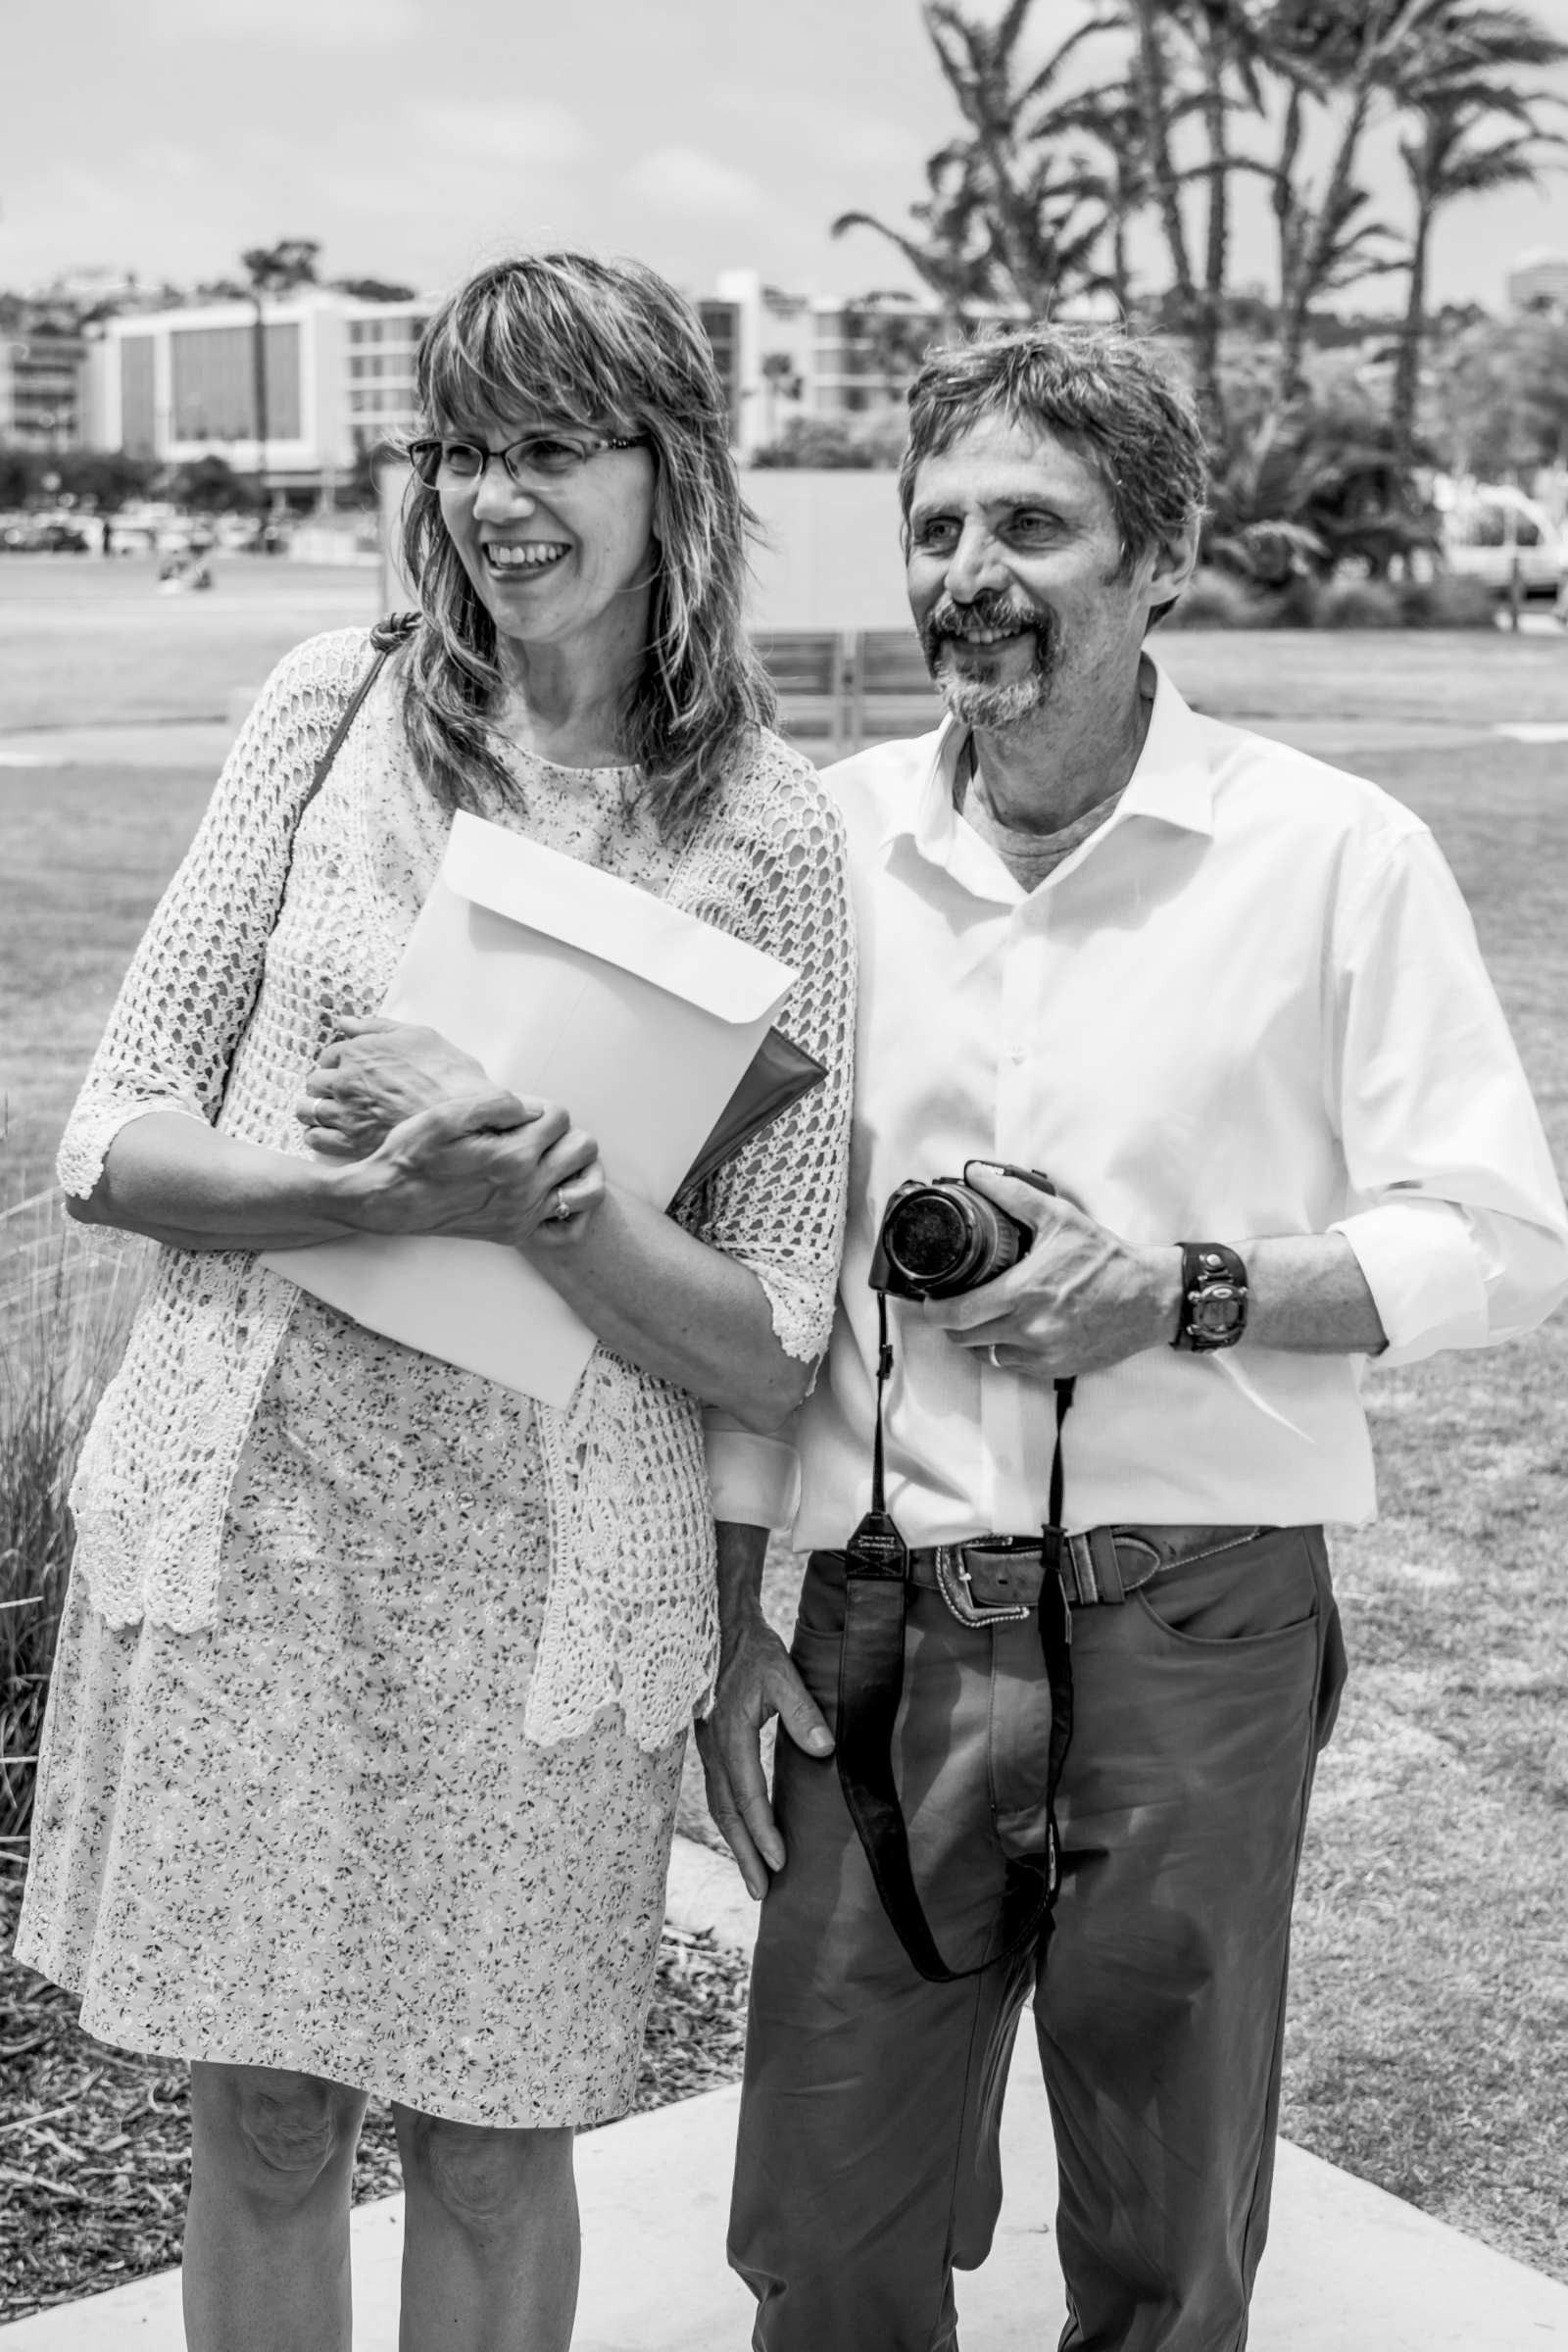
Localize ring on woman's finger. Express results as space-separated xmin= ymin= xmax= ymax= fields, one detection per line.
xmin=550 ymin=1188 xmax=574 ymax=1222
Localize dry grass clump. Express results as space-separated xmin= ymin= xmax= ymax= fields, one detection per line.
xmin=0 ymin=1193 xmax=148 ymax=1860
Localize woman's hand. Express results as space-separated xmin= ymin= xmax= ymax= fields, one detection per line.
xmin=297 ymin=1017 xmax=493 ymax=1161
xmin=331 ymin=1092 xmax=605 ymax=1247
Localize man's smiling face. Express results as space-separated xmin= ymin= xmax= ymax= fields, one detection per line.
xmin=905 ymin=411 xmax=1151 ymax=732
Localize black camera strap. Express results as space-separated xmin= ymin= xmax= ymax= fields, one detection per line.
xmin=835 ymin=1297 xmax=1075 ymax=1984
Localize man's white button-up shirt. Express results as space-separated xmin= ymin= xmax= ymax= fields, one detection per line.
xmin=792 ymin=662 xmax=1568 ymax=1544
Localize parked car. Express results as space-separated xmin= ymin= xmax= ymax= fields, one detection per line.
xmin=0 ymin=513 xmax=91 ymax=553
xmin=35 ymin=516 xmax=90 ymax=554
xmin=1442 ymin=488 xmax=1564 ymax=601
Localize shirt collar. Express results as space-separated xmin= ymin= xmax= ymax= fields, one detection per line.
xmin=879 ymin=656 xmax=1216 ymax=864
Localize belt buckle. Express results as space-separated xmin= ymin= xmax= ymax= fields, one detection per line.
xmin=934 ymin=1543 xmax=1033 ymax=1629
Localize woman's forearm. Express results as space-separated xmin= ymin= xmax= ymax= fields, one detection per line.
xmin=70 ymin=1111 xmax=363 ymax=1251
xmin=529 ymin=1188 xmax=810 ymax=1432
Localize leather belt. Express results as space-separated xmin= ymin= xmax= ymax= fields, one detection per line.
xmin=908 ymin=1525 xmax=1266 ymax=1627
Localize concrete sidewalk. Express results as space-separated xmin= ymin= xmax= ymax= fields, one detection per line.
xmin=4 ymin=2042 xmax=1566 ymax=2348
xmin=5 ymin=1837 xmax=1568 ymax=2349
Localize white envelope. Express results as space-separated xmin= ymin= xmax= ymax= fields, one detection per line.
xmin=261 ymin=810 xmax=796 ymax=1406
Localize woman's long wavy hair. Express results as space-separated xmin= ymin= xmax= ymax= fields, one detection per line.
xmin=397 ymin=253 xmax=775 ymax=837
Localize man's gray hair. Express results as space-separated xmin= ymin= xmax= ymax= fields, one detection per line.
xmin=899 ymin=324 xmax=1209 ymax=581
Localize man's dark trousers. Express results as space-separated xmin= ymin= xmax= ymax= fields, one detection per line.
xmin=728 ymin=1527 xmax=1347 ymax=2352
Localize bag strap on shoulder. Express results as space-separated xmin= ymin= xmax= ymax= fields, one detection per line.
xmin=284 ymin=612 xmax=418 ymax=879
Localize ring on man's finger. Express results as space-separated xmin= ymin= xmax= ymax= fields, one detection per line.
xmin=987 ymin=1345 xmax=1004 ymax=1370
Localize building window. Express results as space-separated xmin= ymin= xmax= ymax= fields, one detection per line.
xmin=697 ymin=300 xmax=741 ymax=442
xmin=169 ymin=321 xmax=302 ymax=442
xmin=121 ymin=333 xmax=157 ymax=457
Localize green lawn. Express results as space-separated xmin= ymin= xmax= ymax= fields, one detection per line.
xmin=0 ymin=556 xmax=373 ymax=733
xmin=4 ymin=592 xmax=1568 ymax=2282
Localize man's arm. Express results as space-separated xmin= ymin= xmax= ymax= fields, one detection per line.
xmin=927 ymin=1167 xmax=1387 ymax=1376
xmin=696 ymin=1521 xmax=833 ymax=1900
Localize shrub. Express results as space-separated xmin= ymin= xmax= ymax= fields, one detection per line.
xmin=1395 ymin=574 xmax=1498 ymax=629
xmin=1314 ymin=579 xmax=1406 ymax=630
xmin=1159 ymin=568 xmax=1270 ymax=629
xmin=1 ymin=1198 xmax=145 ymax=1859
xmin=751 ymin=416 xmax=905 ymax=470
xmin=1262 ymin=573 xmax=1324 ymax=629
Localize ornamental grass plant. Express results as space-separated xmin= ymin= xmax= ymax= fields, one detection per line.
xmin=0 ymin=1189 xmax=146 ymax=1863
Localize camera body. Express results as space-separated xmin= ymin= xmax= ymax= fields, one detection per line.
xmin=870 ymin=1169 xmax=1054 ymax=1301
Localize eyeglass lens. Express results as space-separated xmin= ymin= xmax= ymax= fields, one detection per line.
xmin=417 ymin=434 xmax=599 ymax=487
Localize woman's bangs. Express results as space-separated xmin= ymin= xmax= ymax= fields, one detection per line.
xmin=418 ymin=271 xmax=642 ymax=440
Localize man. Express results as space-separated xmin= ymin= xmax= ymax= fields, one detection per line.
xmin=699 ymin=325 xmax=1568 ymax=2352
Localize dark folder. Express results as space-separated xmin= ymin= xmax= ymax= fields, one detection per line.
xmin=677 ymin=1026 xmax=827 ymax=1198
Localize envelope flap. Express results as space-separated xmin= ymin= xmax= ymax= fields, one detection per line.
xmin=442 ymin=811 xmax=794 ymax=1022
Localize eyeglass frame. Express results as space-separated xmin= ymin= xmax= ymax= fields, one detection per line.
xmin=408 ymin=430 xmax=651 ymax=493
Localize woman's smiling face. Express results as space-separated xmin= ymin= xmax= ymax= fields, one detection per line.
xmin=437 ymin=416 xmax=658 ymax=663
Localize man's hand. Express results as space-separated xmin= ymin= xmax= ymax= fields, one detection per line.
xmin=927 ymin=1159 xmax=1181 ymax=1377
xmin=696 ymin=1526 xmax=833 ymax=1900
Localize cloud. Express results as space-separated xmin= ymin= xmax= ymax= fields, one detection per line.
xmin=412 ymin=101 xmax=589 ymax=167
xmin=621 ymin=146 xmax=764 ymax=218
xmin=152 ymin=0 xmax=419 ymax=43
xmin=708 ymin=88 xmax=923 ymax=174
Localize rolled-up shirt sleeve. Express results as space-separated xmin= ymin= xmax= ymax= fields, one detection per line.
xmin=1328 ymin=822 xmax=1568 ymax=1363
xmin=703 ymin=1408 xmax=802 ymax=1529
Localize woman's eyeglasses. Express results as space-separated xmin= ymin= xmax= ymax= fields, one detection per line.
xmin=409 ymin=432 xmax=650 ymax=491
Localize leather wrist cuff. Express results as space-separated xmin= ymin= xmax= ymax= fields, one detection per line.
xmin=1172 ymin=1242 xmax=1249 ymax=1351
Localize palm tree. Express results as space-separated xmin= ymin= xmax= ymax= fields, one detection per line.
xmin=833 ymin=2 xmax=1119 ymax=321
xmin=239 ymin=238 xmax=320 ymax=523
xmin=1259 ymin=0 xmax=1424 ymax=407
xmin=1386 ymin=5 xmax=1568 ymax=471
xmin=1117 ymin=0 xmax=1276 ymax=437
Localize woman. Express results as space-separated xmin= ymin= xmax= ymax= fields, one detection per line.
xmin=18 ymin=254 xmax=854 ymax=2351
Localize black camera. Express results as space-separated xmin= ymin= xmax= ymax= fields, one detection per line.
xmin=869 ymin=1168 xmax=1054 ymax=1301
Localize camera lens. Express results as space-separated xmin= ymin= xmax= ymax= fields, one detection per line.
xmin=882 ymin=1183 xmax=1026 ymax=1298
xmin=884 ymin=1190 xmax=975 ymax=1291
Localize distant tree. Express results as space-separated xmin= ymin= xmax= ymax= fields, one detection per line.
xmin=1047 ymin=73 xmax=1164 ymax=319
xmin=56 ymin=451 xmax=161 ymax=511
xmin=839 ymin=291 xmax=944 ymax=403
xmin=1205 ymin=355 xmax=1441 ymax=581
xmin=0 ymin=448 xmax=157 ymax=511
xmin=0 ymin=447 xmax=41 ymax=506
xmin=760 ymin=350 xmax=806 ymax=443
xmin=1387 ymin=3 xmax=1568 ymax=470
xmin=332 ymin=277 xmax=418 ymax=303
xmin=833 ymin=2 xmax=1116 ymax=322
xmin=1428 ymin=309 xmax=1568 ymax=475
xmin=752 ymin=416 xmax=906 ymax=469
xmin=240 ymin=238 xmax=321 ymax=515
xmin=168 ymin=453 xmax=257 ymax=513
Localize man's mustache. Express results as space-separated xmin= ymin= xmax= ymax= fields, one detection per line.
xmin=922 ymin=591 xmax=1051 ymax=644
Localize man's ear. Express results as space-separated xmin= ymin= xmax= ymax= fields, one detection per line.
xmin=1142 ymin=513 xmax=1202 ymax=631
xmin=1149 ymin=513 xmax=1201 ymax=612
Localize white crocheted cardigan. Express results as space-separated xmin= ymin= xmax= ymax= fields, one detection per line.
xmin=59 ymin=629 xmax=855 ymax=1750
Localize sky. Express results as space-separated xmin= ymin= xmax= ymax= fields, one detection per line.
xmin=4 ymin=0 xmax=1568 ymax=314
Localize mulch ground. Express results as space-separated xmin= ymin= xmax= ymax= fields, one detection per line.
xmin=0 ymin=1870 xmax=748 ymax=2323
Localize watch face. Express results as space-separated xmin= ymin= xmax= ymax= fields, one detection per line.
xmin=1191 ymin=1287 xmax=1244 ymax=1336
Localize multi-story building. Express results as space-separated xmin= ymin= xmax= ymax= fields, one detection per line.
xmin=0 ymin=327 xmax=88 ymax=448
xmin=85 ymin=288 xmax=430 ymax=500
xmin=1506 ymin=250 xmax=1568 ymax=316
xmin=79 ymin=269 xmax=967 ymax=486
xmin=710 ymin=270 xmax=959 ymax=454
